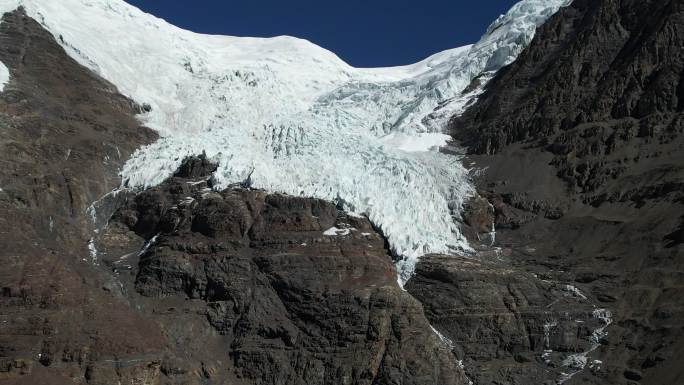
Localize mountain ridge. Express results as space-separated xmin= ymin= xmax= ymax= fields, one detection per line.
xmin=443 ymin=0 xmax=684 ymax=383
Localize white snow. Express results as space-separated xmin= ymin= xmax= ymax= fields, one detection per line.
xmin=589 ymin=359 xmax=602 ymax=370
xmin=379 ymin=132 xmax=452 ymax=153
xmin=556 ymin=308 xmax=613 ymax=383
xmin=0 ymin=60 xmax=9 ymax=92
xmin=543 ymin=321 xmax=558 ymax=349
xmin=180 ymin=196 xmax=195 ymax=205
xmin=323 ymin=227 xmax=351 ymax=236
xmin=138 ymin=234 xmax=159 ymax=256
xmin=563 ymin=284 xmax=588 ymax=300
xmin=346 ymin=211 xmax=365 ymax=219
xmin=87 ymin=238 xmax=98 ymax=264
xmin=0 ymin=0 xmax=571 ymax=283
xmin=430 ymin=325 xmax=455 ymax=350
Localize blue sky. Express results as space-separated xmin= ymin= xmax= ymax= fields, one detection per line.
xmin=124 ymin=0 xmax=519 ymax=67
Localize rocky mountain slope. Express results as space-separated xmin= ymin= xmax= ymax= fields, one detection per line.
xmin=0 ymin=9 xmax=468 ymax=385
xmin=0 ymin=8 xmax=161 ymax=384
xmin=1 ymin=0 xmax=683 ymax=384
xmin=96 ymin=155 xmax=467 ymax=385
xmin=440 ymin=0 xmax=684 ymax=384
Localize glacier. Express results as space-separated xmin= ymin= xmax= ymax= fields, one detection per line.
xmin=0 ymin=0 xmax=571 ymax=283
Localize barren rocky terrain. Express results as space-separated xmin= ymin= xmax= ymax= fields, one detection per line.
xmin=445 ymin=0 xmax=684 ymax=383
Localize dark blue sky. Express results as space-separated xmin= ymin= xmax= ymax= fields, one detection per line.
xmin=123 ymin=1 xmax=519 ymax=67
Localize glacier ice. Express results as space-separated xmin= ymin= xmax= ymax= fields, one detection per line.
xmin=0 ymin=0 xmax=571 ymax=283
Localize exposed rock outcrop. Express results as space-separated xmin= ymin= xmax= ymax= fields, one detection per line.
xmin=96 ymin=156 xmax=468 ymax=385
xmin=452 ymin=0 xmax=684 ymax=158
xmin=0 ymin=8 xmax=163 ymax=384
xmin=438 ymin=0 xmax=684 ymax=384
xmin=407 ymin=255 xmax=610 ymax=385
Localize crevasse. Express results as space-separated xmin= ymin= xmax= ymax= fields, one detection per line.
xmin=0 ymin=0 xmax=571 ymax=283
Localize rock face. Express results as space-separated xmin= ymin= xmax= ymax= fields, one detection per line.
xmin=0 ymin=8 xmax=163 ymax=385
xmin=453 ymin=0 xmax=684 ymax=158
xmin=0 ymin=10 xmax=467 ymax=385
xmin=407 ymin=255 xmax=610 ymax=385
xmin=95 ymin=156 xmax=467 ymax=385
xmin=437 ymin=0 xmax=684 ymax=384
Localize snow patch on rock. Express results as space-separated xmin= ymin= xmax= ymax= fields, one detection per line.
xmin=0 ymin=60 xmax=9 ymax=91
xmin=323 ymin=227 xmax=352 ymax=236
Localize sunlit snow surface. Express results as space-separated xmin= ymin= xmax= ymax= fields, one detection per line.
xmin=0 ymin=0 xmax=571 ymax=282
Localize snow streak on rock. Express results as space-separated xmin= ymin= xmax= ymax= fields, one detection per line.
xmin=0 ymin=60 xmax=9 ymax=91
xmin=0 ymin=0 xmax=571 ymax=282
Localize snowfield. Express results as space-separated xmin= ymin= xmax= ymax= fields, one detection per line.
xmin=0 ymin=0 xmax=571 ymax=282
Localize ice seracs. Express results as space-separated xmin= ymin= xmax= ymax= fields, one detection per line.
xmin=0 ymin=0 xmax=571 ymax=283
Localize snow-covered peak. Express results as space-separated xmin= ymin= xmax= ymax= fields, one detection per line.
xmin=0 ymin=0 xmax=571 ymax=283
